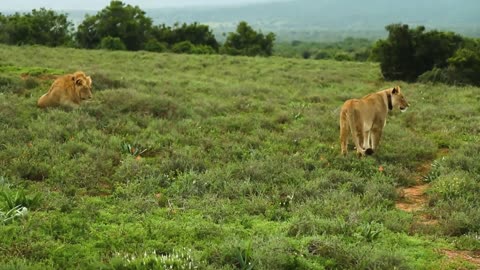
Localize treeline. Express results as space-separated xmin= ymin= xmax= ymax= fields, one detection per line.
xmin=0 ymin=1 xmax=275 ymax=57
xmin=1 ymin=2 xmax=479 ymax=86
xmin=275 ymin=37 xmax=373 ymax=61
xmin=371 ymin=24 xmax=480 ymax=86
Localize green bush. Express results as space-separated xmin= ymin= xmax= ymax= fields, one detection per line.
xmin=99 ymin=36 xmax=127 ymax=51
xmin=144 ymin=39 xmax=167 ymax=53
xmin=333 ymin=52 xmax=353 ymax=61
xmin=172 ymin=41 xmax=194 ymax=54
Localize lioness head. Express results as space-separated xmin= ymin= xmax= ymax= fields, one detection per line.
xmin=73 ymin=73 xmax=93 ymax=101
xmin=391 ymin=86 xmax=409 ymax=112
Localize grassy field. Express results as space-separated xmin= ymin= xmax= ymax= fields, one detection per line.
xmin=1 ymin=44 xmax=479 ymax=269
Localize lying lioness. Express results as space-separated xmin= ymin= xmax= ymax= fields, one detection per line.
xmin=37 ymin=71 xmax=92 ymax=108
xmin=340 ymin=86 xmax=409 ymax=156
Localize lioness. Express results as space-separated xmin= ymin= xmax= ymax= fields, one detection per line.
xmin=340 ymin=86 xmax=409 ymax=156
xmin=37 ymin=71 xmax=92 ymax=108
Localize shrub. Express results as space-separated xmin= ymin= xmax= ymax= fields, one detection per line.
xmin=314 ymin=51 xmax=331 ymax=60
xmin=144 ymin=39 xmax=167 ymax=53
xmin=333 ymin=52 xmax=353 ymax=61
xmin=99 ymin=36 xmax=127 ymax=51
xmin=172 ymin=41 xmax=194 ymax=54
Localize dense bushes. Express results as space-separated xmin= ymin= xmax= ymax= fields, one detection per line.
xmin=372 ymin=24 xmax=480 ymax=86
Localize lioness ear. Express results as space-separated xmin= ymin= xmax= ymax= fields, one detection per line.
xmin=75 ymin=79 xmax=83 ymax=86
xmin=392 ymin=87 xmax=398 ymax=94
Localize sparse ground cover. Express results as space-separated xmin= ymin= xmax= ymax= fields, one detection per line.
xmin=0 ymin=44 xmax=479 ymax=269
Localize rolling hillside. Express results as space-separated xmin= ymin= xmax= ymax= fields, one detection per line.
xmin=1 ymin=44 xmax=480 ymax=268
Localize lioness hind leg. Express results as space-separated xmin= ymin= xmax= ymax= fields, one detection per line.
xmin=350 ymin=110 xmax=365 ymax=156
xmin=363 ymin=131 xmax=374 ymax=155
xmin=370 ymin=127 xmax=383 ymax=153
xmin=340 ymin=117 xmax=350 ymax=156
xmin=363 ymin=131 xmax=371 ymax=149
xmin=352 ymin=122 xmax=365 ymax=156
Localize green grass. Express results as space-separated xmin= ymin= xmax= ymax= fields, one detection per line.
xmin=0 ymin=44 xmax=479 ymax=269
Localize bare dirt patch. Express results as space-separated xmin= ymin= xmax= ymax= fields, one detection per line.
xmin=442 ymin=249 xmax=480 ymax=266
xmin=396 ymin=183 xmax=430 ymax=212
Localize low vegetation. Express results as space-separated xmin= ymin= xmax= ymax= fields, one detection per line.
xmin=0 ymin=44 xmax=479 ymax=269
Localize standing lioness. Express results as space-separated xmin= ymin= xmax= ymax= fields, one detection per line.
xmin=340 ymin=86 xmax=409 ymax=156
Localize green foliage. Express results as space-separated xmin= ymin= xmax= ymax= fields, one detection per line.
xmin=446 ymin=47 xmax=480 ymax=85
xmin=223 ymin=21 xmax=276 ymax=56
xmin=99 ymin=36 xmax=127 ymax=51
xmin=120 ymin=142 xmax=148 ymax=157
xmin=0 ymin=190 xmax=42 ymax=210
xmin=418 ymin=43 xmax=480 ymax=86
xmin=0 ymin=8 xmax=73 ymax=46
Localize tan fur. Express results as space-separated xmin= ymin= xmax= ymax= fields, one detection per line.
xmin=339 ymin=86 xmax=409 ymax=156
xmin=37 ymin=71 xmax=93 ymax=108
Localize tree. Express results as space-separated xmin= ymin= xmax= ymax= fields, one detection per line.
xmin=371 ymin=24 xmax=417 ymax=81
xmin=0 ymin=9 xmax=73 ymax=46
xmin=223 ymin=21 xmax=275 ymax=57
xmin=447 ymin=48 xmax=480 ymax=85
xmin=371 ymin=24 xmax=464 ymax=81
xmin=76 ymin=1 xmax=152 ymax=50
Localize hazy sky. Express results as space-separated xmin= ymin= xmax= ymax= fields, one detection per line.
xmin=2 ymin=0 xmax=289 ymax=10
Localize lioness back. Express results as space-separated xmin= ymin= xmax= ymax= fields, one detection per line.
xmin=339 ymin=86 xmax=409 ymax=156
xmin=37 ymin=71 xmax=93 ymax=108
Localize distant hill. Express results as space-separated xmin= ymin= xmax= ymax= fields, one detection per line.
xmin=3 ymin=0 xmax=479 ymax=41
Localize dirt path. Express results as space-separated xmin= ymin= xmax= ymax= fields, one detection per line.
xmin=395 ymin=160 xmax=434 ymax=223
xmin=395 ymin=149 xmax=480 ymax=267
